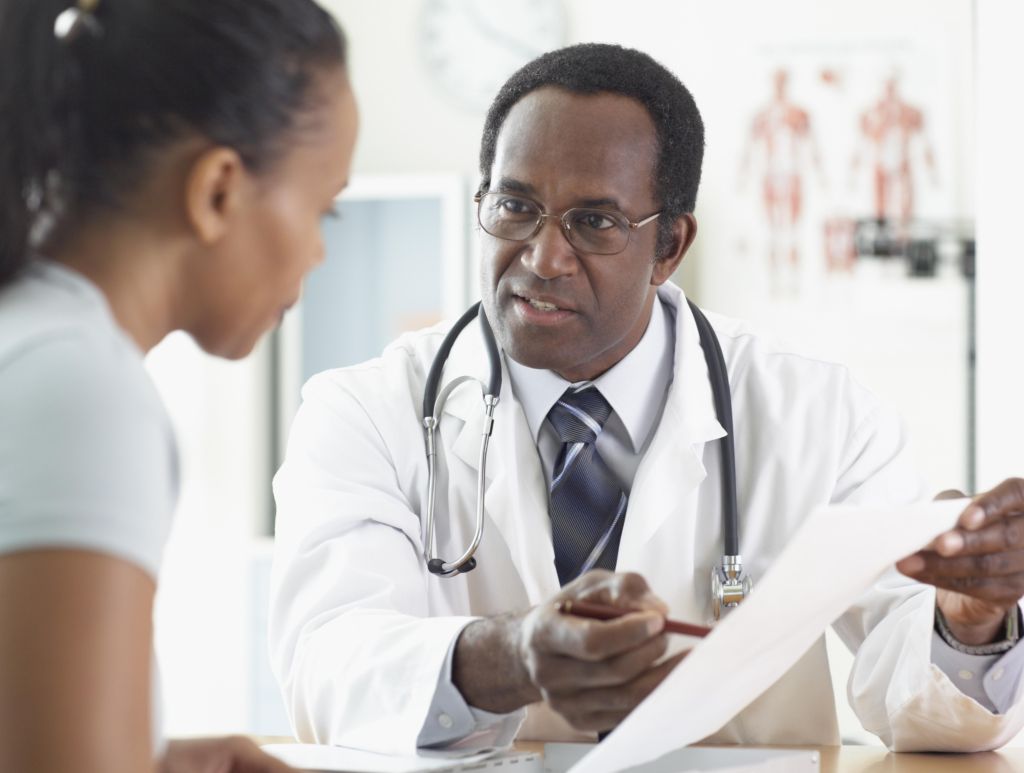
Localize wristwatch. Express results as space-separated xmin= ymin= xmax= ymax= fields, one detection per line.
xmin=934 ymin=605 xmax=1022 ymax=655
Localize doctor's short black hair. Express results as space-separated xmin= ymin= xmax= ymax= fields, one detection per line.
xmin=477 ymin=43 xmax=705 ymax=258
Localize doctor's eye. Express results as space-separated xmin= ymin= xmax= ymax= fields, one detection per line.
xmin=572 ymin=210 xmax=620 ymax=231
xmin=494 ymin=195 xmax=540 ymax=218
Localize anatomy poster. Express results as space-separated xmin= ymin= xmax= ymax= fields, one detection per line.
xmin=672 ymin=0 xmax=975 ymax=500
xmin=732 ymin=53 xmax=959 ymax=297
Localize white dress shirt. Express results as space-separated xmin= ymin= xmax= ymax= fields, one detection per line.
xmin=507 ymin=294 xmax=675 ymax=494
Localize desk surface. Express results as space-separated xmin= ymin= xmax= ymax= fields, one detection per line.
xmin=255 ymin=738 xmax=1024 ymax=772
xmin=802 ymin=745 xmax=1024 ymax=773
xmin=514 ymin=742 xmax=1024 ymax=772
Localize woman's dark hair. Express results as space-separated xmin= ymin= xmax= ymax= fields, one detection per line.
xmin=0 ymin=0 xmax=347 ymax=286
xmin=478 ymin=43 xmax=704 ymax=258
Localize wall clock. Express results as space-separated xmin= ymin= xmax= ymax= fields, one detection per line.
xmin=419 ymin=0 xmax=567 ymax=110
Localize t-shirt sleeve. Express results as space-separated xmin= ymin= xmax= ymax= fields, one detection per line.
xmin=0 ymin=333 xmax=176 ymax=578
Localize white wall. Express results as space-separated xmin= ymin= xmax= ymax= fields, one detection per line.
xmin=975 ymin=0 xmax=1024 ymax=491
xmin=320 ymin=0 xmax=486 ymax=178
xmin=147 ymin=333 xmax=273 ymax=734
xmin=975 ymin=2 xmax=1024 ymax=747
xmin=328 ymin=0 xmax=974 ymax=207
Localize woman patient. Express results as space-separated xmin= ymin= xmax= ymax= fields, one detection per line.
xmin=0 ymin=1 xmax=357 ymax=770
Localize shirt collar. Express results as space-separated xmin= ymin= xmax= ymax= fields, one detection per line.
xmin=506 ymin=293 xmax=674 ymax=452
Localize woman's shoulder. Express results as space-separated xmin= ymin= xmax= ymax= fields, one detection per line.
xmin=0 ymin=262 xmax=177 ymax=579
xmin=0 ymin=261 xmax=131 ymax=364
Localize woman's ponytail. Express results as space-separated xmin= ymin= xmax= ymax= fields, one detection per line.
xmin=0 ymin=1 xmax=87 ymax=285
xmin=0 ymin=0 xmax=346 ymax=288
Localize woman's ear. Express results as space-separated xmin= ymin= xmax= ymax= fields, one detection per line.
xmin=652 ymin=213 xmax=698 ymax=285
xmin=184 ymin=146 xmax=247 ymax=245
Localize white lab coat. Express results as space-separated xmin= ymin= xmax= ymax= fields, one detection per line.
xmin=269 ymin=282 xmax=1024 ymax=756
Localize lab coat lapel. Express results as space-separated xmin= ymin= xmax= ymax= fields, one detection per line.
xmin=444 ymin=321 xmax=560 ymax=604
xmin=616 ymin=286 xmax=726 ymax=607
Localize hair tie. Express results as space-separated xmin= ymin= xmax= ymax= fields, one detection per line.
xmin=54 ymin=0 xmax=103 ymax=43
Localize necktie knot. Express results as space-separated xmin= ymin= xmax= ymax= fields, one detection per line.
xmin=547 ymin=384 xmax=612 ymax=445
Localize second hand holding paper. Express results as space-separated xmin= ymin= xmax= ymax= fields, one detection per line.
xmin=571 ymin=498 xmax=967 ymax=773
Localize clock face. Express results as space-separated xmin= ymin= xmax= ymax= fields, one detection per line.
xmin=419 ymin=0 xmax=567 ymax=110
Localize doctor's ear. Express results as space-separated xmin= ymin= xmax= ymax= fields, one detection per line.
xmin=184 ymin=146 xmax=248 ymax=245
xmin=651 ymin=213 xmax=697 ymax=285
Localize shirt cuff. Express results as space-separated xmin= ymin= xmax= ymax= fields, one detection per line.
xmin=930 ymin=629 xmax=1024 ymax=714
xmin=416 ymin=629 xmax=526 ymax=749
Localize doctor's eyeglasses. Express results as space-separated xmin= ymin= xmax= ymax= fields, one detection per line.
xmin=474 ymin=192 xmax=661 ymax=256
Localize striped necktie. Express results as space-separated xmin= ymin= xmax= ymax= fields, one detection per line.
xmin=547 ymin=383 xmax=628 ymax=586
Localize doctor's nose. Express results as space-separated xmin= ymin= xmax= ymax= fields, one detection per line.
xmin=520 ymin=216 xmax=578 ymax=281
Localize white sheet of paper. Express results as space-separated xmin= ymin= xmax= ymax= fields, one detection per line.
xmin=571 ymin=498 xmax=967 ymax=773
xmin=262 ymin=743 xmax=497 ymax=772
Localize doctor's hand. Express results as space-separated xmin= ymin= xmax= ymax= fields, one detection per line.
xmin=160 ymin=737 xmax=297 ymax=773
xmin=453 ymin=570 xmax=684 ymax=730
xmin=518 ymin=570 xmax=683 ymax=732
xmin=897 ymin=479 xmax=1024 ymax=646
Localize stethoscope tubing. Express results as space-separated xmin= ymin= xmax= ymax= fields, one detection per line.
xmin=422 ymin=303 xmax=501 ymax=575
xmin=687 ymin=300 xmax=740 ymax=557
xmin=421 ymin=299 xmax=741 ymax=578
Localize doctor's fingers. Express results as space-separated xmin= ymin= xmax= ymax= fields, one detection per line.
xmin=573 ymin=570 xmax=669 ymax=615
xmin=902 ymin=549 xmax=1024 ymax=580
xmin=546 ymin=651 xmax=687 ymax=732
xmin=535 ymin=610 xmax=666 ymax=661
xmin=530 ymin=633 xmax=670 ymax=690
xmin=917 ymin=481 xmax=1024 ymax=555
xmin=929 ymin=514 xmax=1024 ymax=558
xmin=959 ymin=478 xmax=1024 ymax=531
xmin=914 ymin=571 xmax=1024 ymax=607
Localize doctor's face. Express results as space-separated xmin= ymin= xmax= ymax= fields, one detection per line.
xmin=478 ymin=87 xmax=691 ymax=383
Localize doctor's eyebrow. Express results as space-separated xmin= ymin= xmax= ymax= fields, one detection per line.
xmin=577 ymin=196 xmax=623 ymax=210
xmin=492 ymin=177 xmax=536 ymax=196
xmin=491 ymin=178 xmax=624 ymax=211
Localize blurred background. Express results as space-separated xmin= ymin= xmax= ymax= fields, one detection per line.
xmin=145 ymin=0 xmax=1024 ymax=746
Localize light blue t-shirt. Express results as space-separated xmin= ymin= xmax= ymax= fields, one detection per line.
xmin=0 ymin=260 xmax=178 ymax=576
xmin=0 ymin=259 xmax=178 ymax=751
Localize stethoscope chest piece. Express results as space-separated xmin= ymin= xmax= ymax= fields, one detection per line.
xmin=711 ymin=554 xmax=753 ymax=621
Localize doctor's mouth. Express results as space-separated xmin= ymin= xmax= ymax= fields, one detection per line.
xmin=511 ymin=292 xmax=578 ymax=325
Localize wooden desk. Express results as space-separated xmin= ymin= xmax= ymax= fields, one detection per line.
xmin=513 ymin=742 xmax=1024 ymax=772
xmin=255 ymin=738 xmax=1024 ymax=772
xmin=799 ymin=745 xmax=1024 ymax=773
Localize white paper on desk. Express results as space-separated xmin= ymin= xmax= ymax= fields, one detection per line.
xmin=262 ymin=743 xmax=496 ymax=772
xmin=571 ymin=498 xmax=967 ymax=773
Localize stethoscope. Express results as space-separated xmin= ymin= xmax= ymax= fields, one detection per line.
xmin=421 ymin=300 xmax=753 ymax=620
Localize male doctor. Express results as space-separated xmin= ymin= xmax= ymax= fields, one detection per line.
xmin=269 ymin=44 xmax=1024 ymax=754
